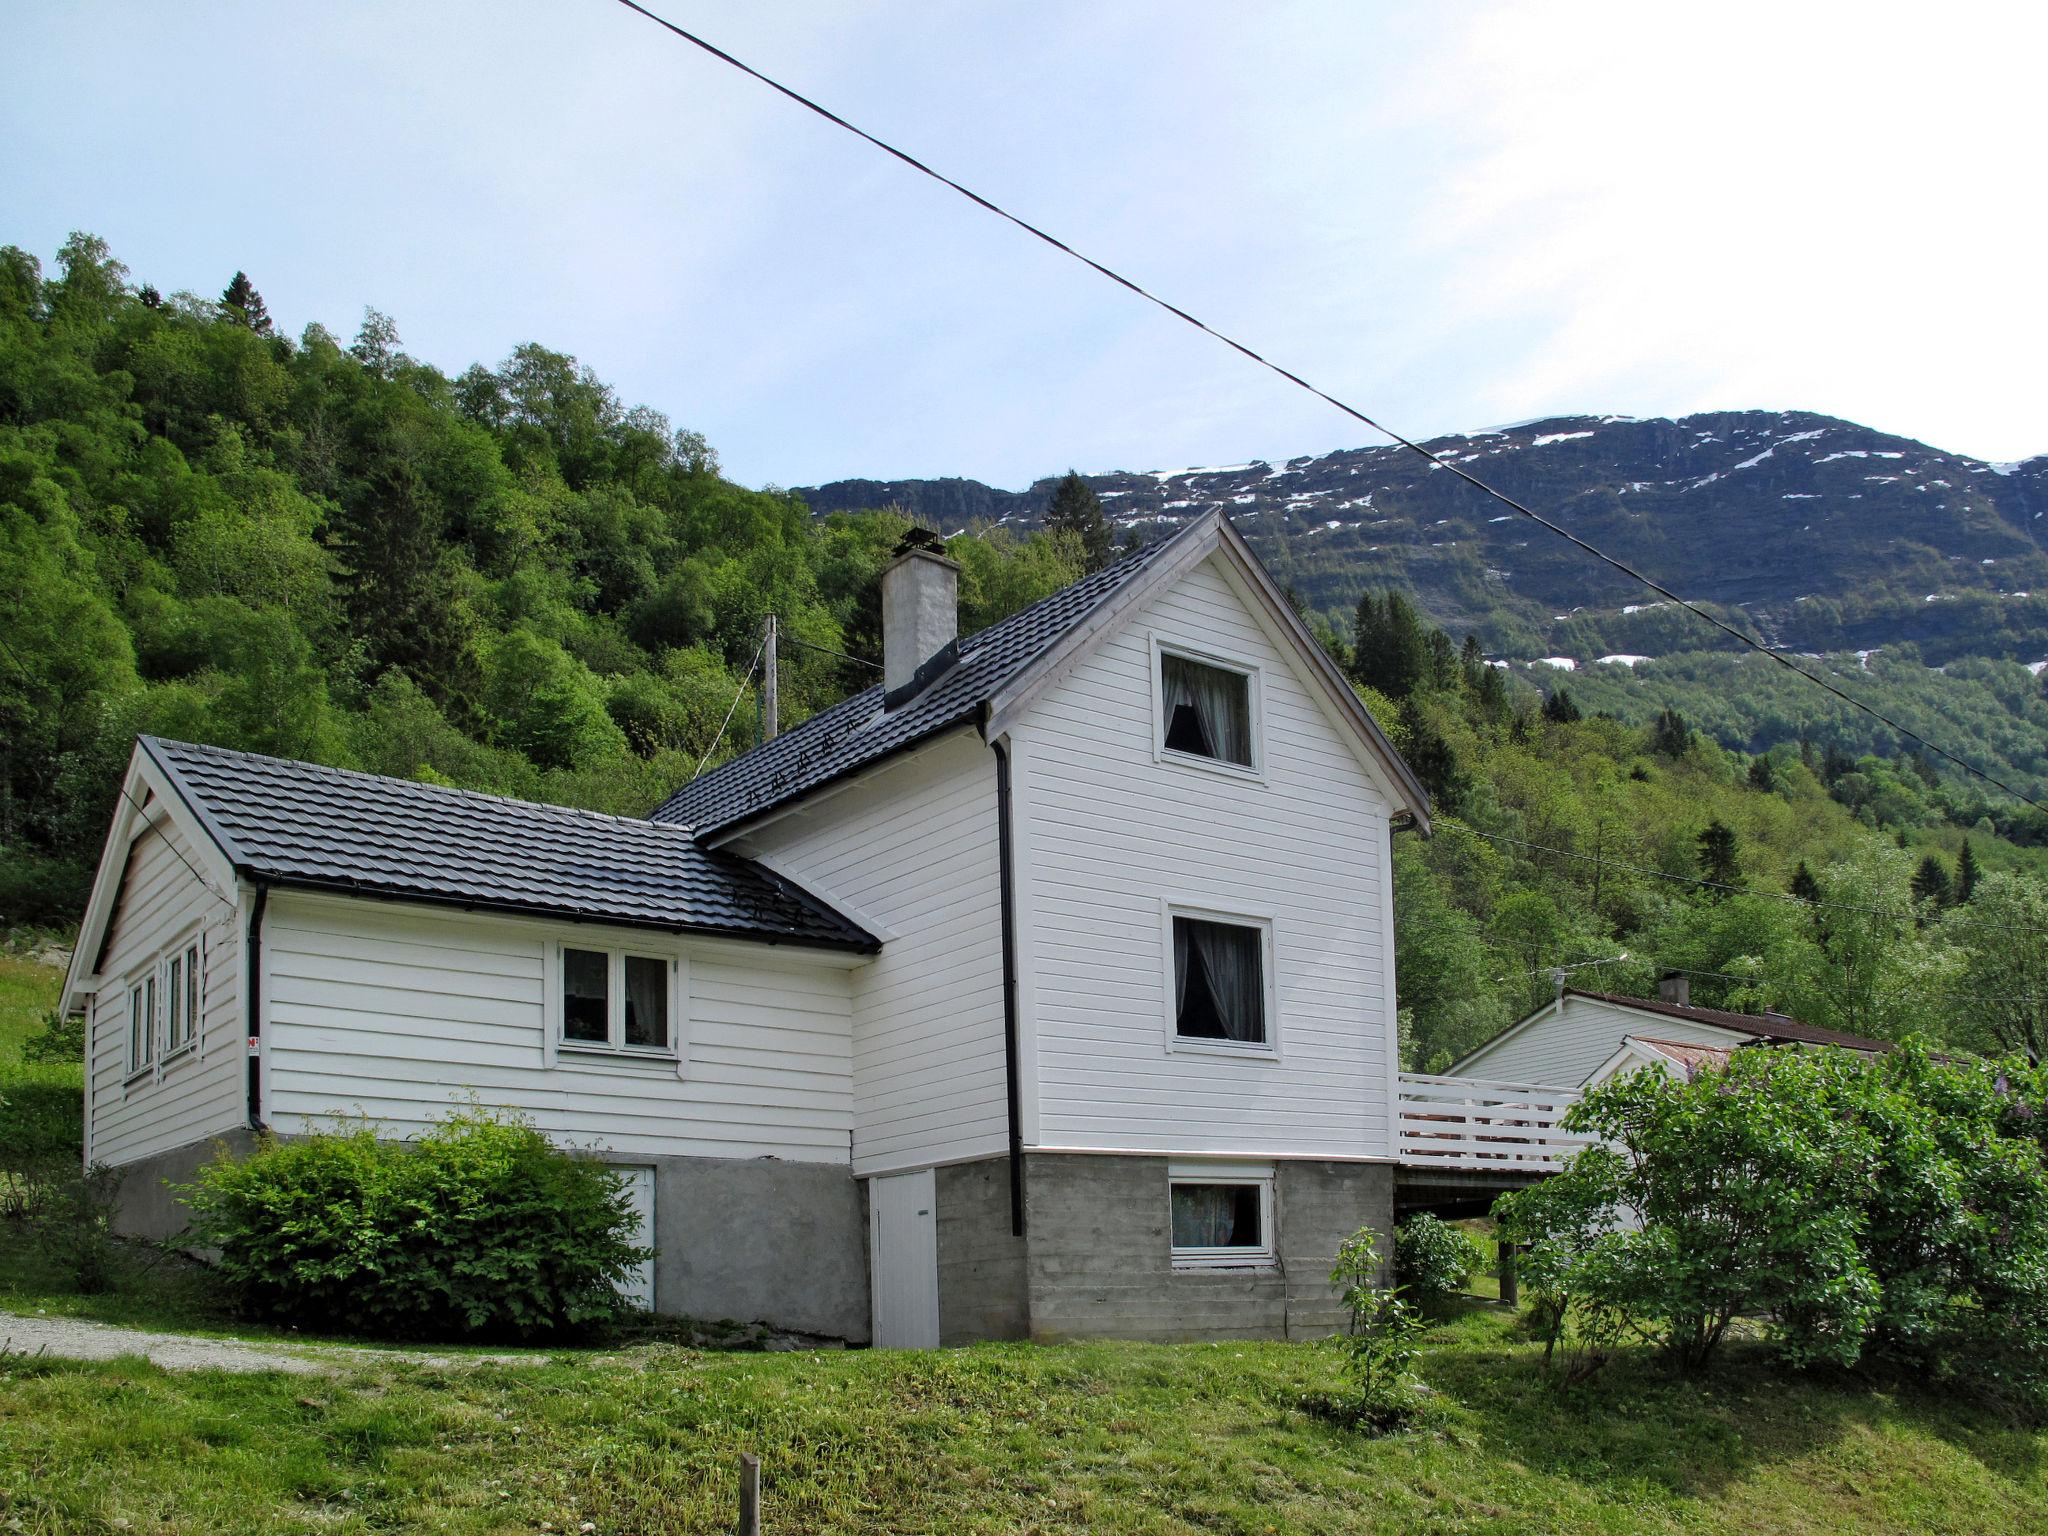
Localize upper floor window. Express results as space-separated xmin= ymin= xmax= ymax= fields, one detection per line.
xmin=1156 ymin=645 xmax=1257 ymax=772
xmin=1171 ymin=912 xmax=1269 ymax=1048
xmin=558 ymin=945 xmax=675 ymax=1056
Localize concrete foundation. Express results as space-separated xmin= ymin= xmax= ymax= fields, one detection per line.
xmin=1018 ymin=1153 xmax=1394 ymax=1343
xmin=108 ymin=1128 xmax=256 ymax=1241
xmin=934 ymin=1157 xmax=1028 ymax=1344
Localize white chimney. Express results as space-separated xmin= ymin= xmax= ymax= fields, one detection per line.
xmin=1658 ymin=972 xmax=1690 ymax=1007
xmin=881 ymin=533 xmax=960 ymax=699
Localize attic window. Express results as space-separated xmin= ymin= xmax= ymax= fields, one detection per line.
xmin=1158 ymin=649 xmax=1255 ymax=769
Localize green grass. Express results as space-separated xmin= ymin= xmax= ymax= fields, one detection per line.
xmin=0 ymin=1309 xmax=2041 ymax=1534
xmin=0 ymin=947 xmax=65 ymax=1064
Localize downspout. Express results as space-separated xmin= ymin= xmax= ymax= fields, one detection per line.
xmin=245 ymin=881 xmax=268 ymax=1131
xmin=991 ymin=741 xmax=1025 ymax=1237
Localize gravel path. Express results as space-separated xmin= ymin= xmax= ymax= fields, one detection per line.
xmin=0 ymin=1311 xmax=540 ymax=1374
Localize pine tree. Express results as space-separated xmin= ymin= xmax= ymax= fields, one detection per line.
xmin=1351 ymin=590 xmax=1428 ymax=700
xmin=1747 ymin=754 xmax=1777 ymax=792
xmin=137 ymin=283 xmax=161 ymax=309
xmin=1789 ymin=860 xmax=1823 ymax=904
xmin=1696 ymin=819 xmax=1742 ymax=891
xmin=220 ymin=270 xmax=273 ymax=334
xmin=1043 ymin=470 xmax=1113 ymax=573
xmin=1651 ymin=707 xmax=1691 ymax=757
xmin=1542 ymin=687 xmax=1581 ymax=724
xmin=1911 ymin=854 xmax=1954 ymax=909
xmin=1955 ymin=840 xmax=1981 ymax=904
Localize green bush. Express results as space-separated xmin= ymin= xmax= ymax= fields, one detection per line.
xmin=1395 ymin=1213 xmax=1483 ymax=1303
xmin=181 ymin=1106 xmax=651 ymax=1340
xmin=1498 ymin=1043 xmax=2048 ymax=1399
xmin=1300 ymin=1226 xmax=1429 ymax=1433
xmin=0 ymin=1063 xmax=85 ymax=1220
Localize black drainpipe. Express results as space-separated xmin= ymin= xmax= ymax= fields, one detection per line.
xmin=245 ymin=881 xmax=268 ymax=1131
xmin=992 ymin=741 xmax=1025 ymax=1237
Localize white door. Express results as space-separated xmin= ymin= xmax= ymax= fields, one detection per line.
xmin=613 ymin=1165 xmax=656 ymax=1310
xmin=869 ymin=1168 xmax=940 ymax=1347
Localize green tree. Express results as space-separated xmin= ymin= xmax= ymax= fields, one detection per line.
xmin=1696 ymin=819 xmax=1742 ymax=891
xmin=219 ymin=271 xmax=273 ymax=335
xmin=1352 ymin=590 xmax=1428 ymax=701
xmin=1042 ymin=470 xmax=1113 ymax=573
xmin=1542 ymin=687 xmax=1581 ymax=724
xmin=1940 ymin=873 xmax=2048 ymax=1060
xmin=1650 ymin=707 xmax=1691 ymax=757
xmin=1911 ymin=854 xmax=1954 ymax=910
xmin=1955 ymin=840 xmax=1982 ymax=903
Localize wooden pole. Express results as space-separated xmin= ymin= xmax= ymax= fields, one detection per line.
xmin=738 ymin=1452 xmax=761 ymax=1536
xmin=761 ymin=614 xmax=779 ymax=742
xmin=1498 ymin=1240 xmax=1519 ymax=1308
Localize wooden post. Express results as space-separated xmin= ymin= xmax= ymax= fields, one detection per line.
xmin=761 ymin=614 xmax=779 ymax=742
xmin=1498 ymin=1240 xmax=1519 ymax=1308
xmin=738 ymin=1452 xmax=761 ymax=1536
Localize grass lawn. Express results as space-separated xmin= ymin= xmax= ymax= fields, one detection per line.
xmin=0 ymin=1306 xmax=2041 ymax=1535
xmin=0 ymin=946 xmax=64 ymax=1062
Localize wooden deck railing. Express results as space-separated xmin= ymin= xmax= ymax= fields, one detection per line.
xmin=1395 ymin=1072 xmax=1587 ymax=1170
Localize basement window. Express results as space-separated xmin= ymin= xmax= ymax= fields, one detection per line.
xmin=1169 ymin=1162 xmax=1276 ymax=1268
xmin=1157 ymin=646 xmax=1257 ymax=771
xmin=557 ymin=944 xmax=676 ymax=1056
xmin=1170 ymin=912 xmax=1271 ymax=1050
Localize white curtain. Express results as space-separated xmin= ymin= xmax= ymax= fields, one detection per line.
xmin=1175 ymin=918 xmax=1264 ymax=1043
xmin=1162 ymin=654 xmax=1250 ymax=765
xmin=1172 ymin=1183 xmax=1258 ymax=1248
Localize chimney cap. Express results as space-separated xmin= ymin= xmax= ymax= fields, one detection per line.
xmin=888 ymin=526 xmax=957 ymax=567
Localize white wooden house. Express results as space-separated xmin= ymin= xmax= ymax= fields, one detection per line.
xmin=62 ymin=510 xmax=1577 ymax=1346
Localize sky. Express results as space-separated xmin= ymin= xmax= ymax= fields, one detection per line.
xmin=5 ymin=1 xmax=2044 ymax=490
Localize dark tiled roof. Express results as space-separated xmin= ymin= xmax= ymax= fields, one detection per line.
xmin=1568 ymin=990 xmax=1890 ymax=1052
xmin=650 ymin=525 xmax=1189 ymax=834
xmin=142 ymin=737 xmax=876 ymax=951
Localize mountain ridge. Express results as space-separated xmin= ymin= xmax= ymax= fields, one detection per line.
xmin=798 ymin=410 xmax=2048 ymax=668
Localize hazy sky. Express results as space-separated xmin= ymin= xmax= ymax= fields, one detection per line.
xmin=5 ymin=2 xmax=2043 ymax=489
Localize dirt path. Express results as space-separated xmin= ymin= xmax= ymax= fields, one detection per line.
xmin=0 ymin=1310 xmax=540 ymax=1374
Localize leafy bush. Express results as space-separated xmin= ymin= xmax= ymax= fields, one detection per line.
xmin=1499 ymin=1043 xmax=2048 ymax=1399
xmin=33 ymin=1163 xmax=123 ymax=1293
xmin=1300 ymin=1226 xmax=1429 ymax=1433
xmin=181 ymin=1106 xmax=651 ymax=1340
xmin=1395 ymin=1213 xmax=1483 ymax=1303
xmin=20 ymin=1008 xmax=84 ymax=1065
xmin=0 ymin=1063 xmax=85 ymax=1221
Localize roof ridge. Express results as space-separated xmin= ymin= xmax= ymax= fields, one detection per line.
xmin=145 ymin=735 xmax=691 ymax=834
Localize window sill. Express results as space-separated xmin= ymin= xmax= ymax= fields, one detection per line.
xmin=159 ymin=1043 xmax=197 ymax=1072
xmin=556 ymin=1044 xmax=680 ymax=1068
xmin=1156 ymin=747 xmax=1265 ymax=786
xmin=1168 ymin=1035 xmax=1280 ymax=1062
xmin=123 ymin=1066 xmax=154 ymax=1088
xmin=1171 ymin=1255 xmax=1279 ymax=1273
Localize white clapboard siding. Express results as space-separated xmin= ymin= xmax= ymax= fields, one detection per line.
xmin=87 ymin=817 xmax=246 ymax=1167
xmin=261 ymin=895 xmax=855 ymax=1162
xmin=1455 ymin=994 xmax=1748 ymax=1089
xmin=1011 ymin=554 xmax=1396 ymax=1159
xmin=741 ymin=729 xmax=1007 ymax=1176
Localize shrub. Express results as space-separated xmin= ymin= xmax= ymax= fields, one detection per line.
xmin=33 ymin=1163 xmax=123 ymax=1293
xmin=181 ymin=1106 xmax=651 ymax=1340
xmin=1300 ymin=1226 xmax=1429 ymax=1433
xmin=0 ymin=1063 xmax=85 ymax=1221
xmin=1395 ymin=1213 xmax=1483 ymax=1303
xmin=20 ymin=1008 xmax=84 ymax=1065
xmin=1499 ymin=1042 xmax=2048 ymax=1398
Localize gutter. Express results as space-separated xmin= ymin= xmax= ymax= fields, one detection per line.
xmin=245 ymin=882 xmax=268 ymax=1131
xmin=991 ymin=740 xmax=1026 ymax=1237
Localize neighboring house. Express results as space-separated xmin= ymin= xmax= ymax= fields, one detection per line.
xmin=1450 ymin=976 xmax=1890 ymax=1091
xmin=61 ymin=509 xmax=1455 ymax=1346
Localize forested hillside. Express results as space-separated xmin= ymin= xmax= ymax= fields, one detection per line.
xmin=3 ymin=233 xmax=2044 ymax=1068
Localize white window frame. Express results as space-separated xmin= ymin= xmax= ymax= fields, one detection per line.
xmin=124 ymin=967 xmax=156 ymax=1083
xmin=1161 ymin=901 xmax=1279 ymax=1060
xmin=1150 ymin=634 xmax=1265 ymax=782
xmin=1168 ymin=1160 xmax=1277 ymax=1270
xmin=545 ymin=940 xmax=686 ymax=1072
xmin=160 ymin=928 xmax=204 ymax=1067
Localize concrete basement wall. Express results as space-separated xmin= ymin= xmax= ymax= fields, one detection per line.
xmin=935 ymin=1157 xmax=1029 ymax=1344
xmin=1020 ymin=1153 xmax=1393 ymax=1342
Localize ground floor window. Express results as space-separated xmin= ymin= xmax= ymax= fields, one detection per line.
xmin=1168 ymin=1161 xmax=1276 ymax=1268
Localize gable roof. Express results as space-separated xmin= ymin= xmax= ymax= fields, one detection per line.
xmin=654 ymin=510 xmax=1431 ymax=838
xmin=1564 ymin=989 xmax=1890 ymax=1052
xmin=136 ymin=737 xmax=876 ymax=952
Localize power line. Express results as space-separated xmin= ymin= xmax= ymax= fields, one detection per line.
xmin=781 ymin=633 xmax=882 ymax=670
xmin=607 ymin=0 xmax=2045 ymax=814
xmin=691 ymin=638 xmax=766 ymax=780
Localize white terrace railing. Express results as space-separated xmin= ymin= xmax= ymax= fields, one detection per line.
xmin=1395 ymin=1072 xmax=1589 ymax=1172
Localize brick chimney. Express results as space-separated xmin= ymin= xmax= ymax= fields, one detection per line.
xmin=1658 ymin=971 xmax=1690 ymax=1007
xmin=881 ymin=529 xmax=960 ymax=702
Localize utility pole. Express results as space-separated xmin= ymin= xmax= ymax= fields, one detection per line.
xmin=761 ymin=613 xmax=779 ymax=742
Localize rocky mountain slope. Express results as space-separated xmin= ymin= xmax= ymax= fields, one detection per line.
xmin=800 ymin=411 xmax=2048 ymax=667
